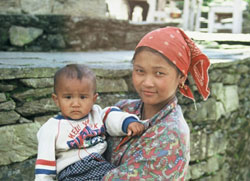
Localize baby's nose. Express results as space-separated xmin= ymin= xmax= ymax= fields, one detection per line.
xmin=72 ymin=98 xmax=80 ymax=106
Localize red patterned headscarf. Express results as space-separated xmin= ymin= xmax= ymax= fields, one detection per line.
xmin=136 ymin=26 xmax=210 ymax=101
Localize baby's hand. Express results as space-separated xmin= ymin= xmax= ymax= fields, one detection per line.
xmin=127 ymin=122 xmax=145 ymax=136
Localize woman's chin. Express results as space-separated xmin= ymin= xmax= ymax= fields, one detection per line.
xmin=141 ymin=97 xmax=157 ymax=105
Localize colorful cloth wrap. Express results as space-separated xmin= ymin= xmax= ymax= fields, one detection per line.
xmin=136 ymin=26 xmax=210 ymax=101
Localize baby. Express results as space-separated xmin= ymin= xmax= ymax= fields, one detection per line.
xmin=35 ymin=64 xmax=144 ymax=181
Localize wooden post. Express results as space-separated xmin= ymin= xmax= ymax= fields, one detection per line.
xmin=232 ymin=0 xmax=243 ymax=33
xmin=195 ymin=0 xmax=203 ymax=31
xmin=183 ymin=0 xmax=190 ymax=30
xmin=208 ymin=4 xmax=215 ymax=33
xmin=146 ymin=0 xmax=157 ymax=22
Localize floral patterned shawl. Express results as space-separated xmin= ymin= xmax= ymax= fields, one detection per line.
xmin=103 ymin=97 xmax=190 ymax=180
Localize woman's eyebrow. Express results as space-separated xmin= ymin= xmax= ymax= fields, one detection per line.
xmin=133 ymin=64 xmax=143 ymax=68
xmin=152 ymin=65 xmax=168 ymax=70
xmin=152 ymin=66 xmax=164 ymax=68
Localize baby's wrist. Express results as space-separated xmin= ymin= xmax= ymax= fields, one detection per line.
xmin=122 ymin=116 xmax=139 ymax=133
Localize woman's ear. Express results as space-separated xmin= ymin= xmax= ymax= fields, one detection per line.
xmin=93 ymin=93 xmax=98 ymax=103
xmin=52 ymin=93 xmax=59 ymax=107
xmin=179 ymin=74 xmax=187 ymax=85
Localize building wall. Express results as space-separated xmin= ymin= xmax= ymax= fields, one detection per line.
xmin=106 ymin=0 xmax=129 ymax=20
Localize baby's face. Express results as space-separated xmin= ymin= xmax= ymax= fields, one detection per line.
xmin=52 ymin=76 xmax=97 ymax=120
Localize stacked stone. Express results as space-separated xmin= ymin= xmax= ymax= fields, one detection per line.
xmin=0 ymin=14 xmax=175 ymax=52
xmin=0 ymin=67 xmax=57 ymax=176
xmin=0 ymin=58 xmax=249 ymax=180
xmin=0 ymin=66 xmax=137 ymax=180
xmin=184 ymin=58 xmax=250 ymax=180
xmin=0 ymin=0 xmax=106 ymax=17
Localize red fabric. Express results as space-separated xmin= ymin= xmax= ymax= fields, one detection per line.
xmin=136 ymin=27 xmax=210 ymax=100
xmin=36 ymin=159 xmax=56 ymax=166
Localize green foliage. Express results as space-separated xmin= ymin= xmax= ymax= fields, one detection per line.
xmin=203 ymin=0 xmax=213 ymax=6
xmin=203 ymin=0 xmax=250 ymax=6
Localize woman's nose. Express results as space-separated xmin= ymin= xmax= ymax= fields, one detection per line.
xmin=142 ymin=75 xmax=154 ymax=87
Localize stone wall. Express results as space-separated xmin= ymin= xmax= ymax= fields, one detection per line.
xmin=0 ymin=0 xmax=106 ymax=17
xmin=0 ymin=14 xmax=179 ymax=52
xmin=1 ymin=14 xmax=250 ymax=53
xmin=0 ymin=57 xmax=249 ymax=180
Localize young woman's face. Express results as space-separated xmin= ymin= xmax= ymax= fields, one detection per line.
xmin=52 ymin=76 xmax=97 ymax=120
xmin=132 ymin=50 xmax=185 ymax=108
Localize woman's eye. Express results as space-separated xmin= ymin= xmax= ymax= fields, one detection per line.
xmin=135 ymin=69 xmax=143 ymax=73
xmin=156 ymin=72 xmax=164 ymax=76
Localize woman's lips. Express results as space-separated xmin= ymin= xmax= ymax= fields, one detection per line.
xmin=142 ymin=90 xmax=155 ymax=96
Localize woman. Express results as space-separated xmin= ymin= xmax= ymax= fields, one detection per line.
xmin=103 ymin=27 xmax=210 ymax=180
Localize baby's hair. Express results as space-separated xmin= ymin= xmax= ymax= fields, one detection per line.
xmin=132 ymin=46 xmax=182 ymax=77
xmin=53 ymin=64 xmax=96 ymax=94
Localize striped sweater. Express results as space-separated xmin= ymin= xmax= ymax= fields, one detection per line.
xmin=35 ymin=104 xmax=140 ymax=181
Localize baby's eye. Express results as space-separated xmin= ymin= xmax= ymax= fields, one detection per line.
xmin=64 ymin=95 xmax=72 ymax=99
xmin=80 ymin=95 xmax=86 ymax=99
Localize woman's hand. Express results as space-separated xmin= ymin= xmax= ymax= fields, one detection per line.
xmin=127 ymin=122 xmax=145 ymax=136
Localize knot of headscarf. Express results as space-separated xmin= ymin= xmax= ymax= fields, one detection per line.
xmin=135 ymin=26 xmax=210 ymax=101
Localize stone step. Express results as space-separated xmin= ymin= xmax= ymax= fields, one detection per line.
xmin=187 ymin=31 xmax=250 ymax=43
xmin=0 ymin=47 xmax=250 ymax=70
